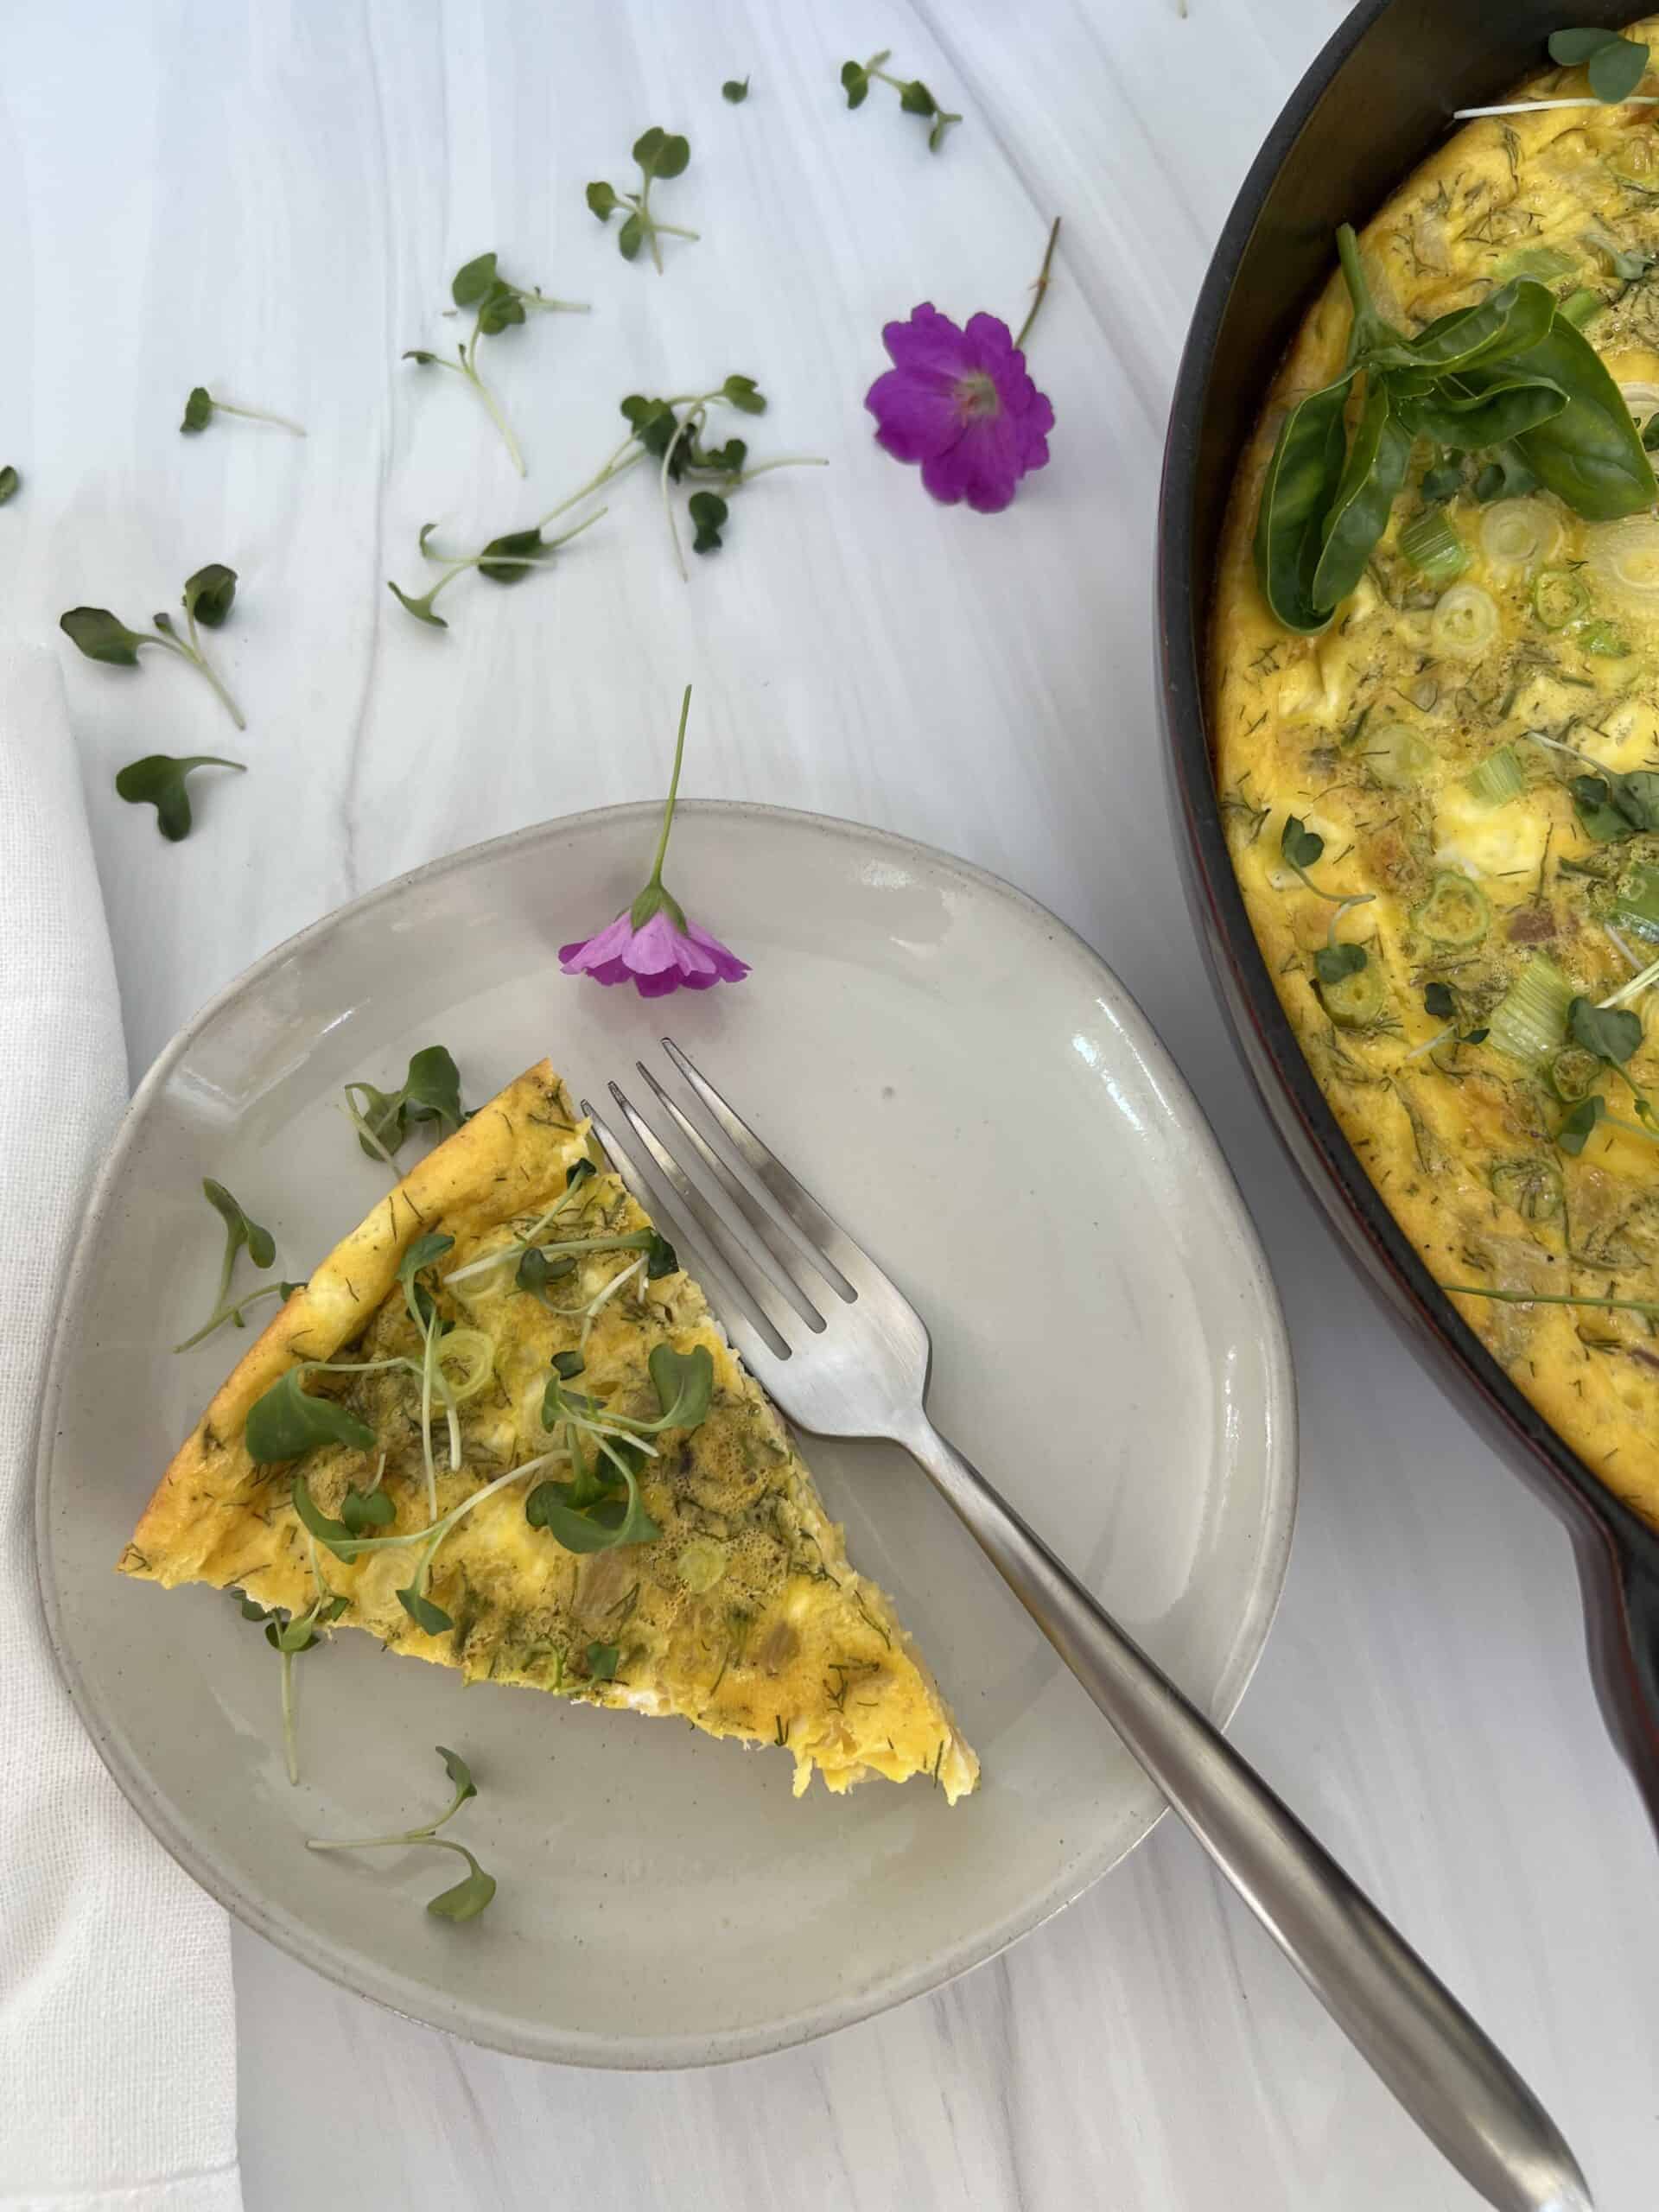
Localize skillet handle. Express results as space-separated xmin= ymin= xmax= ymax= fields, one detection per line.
xmin=899 ymin=1411 xmax=1594 ymax=2212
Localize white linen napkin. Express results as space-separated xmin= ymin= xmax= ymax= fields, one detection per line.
xmin=1 ymin=647 xmax=241 ymax=2211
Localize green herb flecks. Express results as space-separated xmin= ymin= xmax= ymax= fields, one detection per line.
xmin=1253 ymin=226 xmax=1655 ymax=632
xmin=342 ymin=1045 xmax=465 ymax=1167
xmin=61 ymin=563 xmax=248 ymax=729
xmin=404 ymin=252 xmax=588 ymax=476
xmin=306 ymin=1746 xmax=497 ymax=1921
xmin=839 ymin=50 xmax=961 ymax=152
xmin=115 ymin=753 xmax=245 ymax=841
xmin=181 ymin=386 xmax=305 ymax=437
xmin=588 ymin=130 xmax=697 ymax=273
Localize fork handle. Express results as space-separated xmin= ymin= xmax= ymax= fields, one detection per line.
xmin=899 ymin=1415 xmax=1592 ymax=2212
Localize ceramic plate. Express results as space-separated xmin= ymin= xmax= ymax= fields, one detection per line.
xmin=37 ymin=802 xmax=1295 ymax=2067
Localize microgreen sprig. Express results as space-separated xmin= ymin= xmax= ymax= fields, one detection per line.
xmin=60 ymin=563 xmax=247 ymax=729
xmin=524 ymin=1341 xmax=712 ymax=1555
xmin=181 ymin=1179 xmax=276 ymax=1351
xmin=341 ymin=1045 xmax=465 ymax=1167
xmin=181 ymin=386 xmax=306 ymax=437
xmin=238 ymin=1586 xmax=347 ymax=1784
xmin=306 ymin=1746 xmax=498 ymax=1921
xmin=1455 ymin=27 xmax=1654 ymax=118
xmin=388 ymin=505 xmax=607 ymax=630
xmin=840 ymin=50 xmax=961 ymax=152
xmin=404 ymin=252 xmax=588 ymax=476
xmin=115 ymin=753 xmax=245 ymax=842
xmin=587 ymin=130 xmax=697 ymax=272
xmin=175 ymin=1278 xmax=303 ymax=1355
xmin=387 ymin=377 xmax=824 ymax=624
xmin=1279 ymin=815 xmax=1376 ymax=984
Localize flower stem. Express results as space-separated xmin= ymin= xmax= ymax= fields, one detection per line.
xmin=648 ymin=686 xmax=694 ymax=887
xmin=1014 ymin=217 xmax=1062 ymax=354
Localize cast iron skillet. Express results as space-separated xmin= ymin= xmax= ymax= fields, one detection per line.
xmin=1158 ymin=0 xmax=1659 ymax=1821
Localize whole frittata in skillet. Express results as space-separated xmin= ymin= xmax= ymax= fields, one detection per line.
xmin=1212 ymin=21 xmax=1659 ymax=1529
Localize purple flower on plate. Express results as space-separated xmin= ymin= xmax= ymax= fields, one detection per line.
xmin=864 ymin=220 xmax=1060 ymax=514
xmin=559 ymin=686 xmax=750 ymax=1000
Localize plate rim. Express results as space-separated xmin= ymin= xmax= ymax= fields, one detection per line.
xmin=35 ymin=797 xmax=1299 ymax=2068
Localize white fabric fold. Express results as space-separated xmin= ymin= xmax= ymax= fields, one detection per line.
xmin=0 ymin=647 xmax=240 ymax=2211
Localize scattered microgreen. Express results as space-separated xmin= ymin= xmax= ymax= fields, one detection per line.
xmin=1556 ymin=1093 xmax=1608 ymax=1154
xmin=0 ymin=465 xmax=18 ymax=505
xmin=342 ymin=1045 xmax=465 ymax=1167
xmin=174 ymin=1277 xmax=303 ymax=1354
xmin=388 ymin=505 xmax=607 ymax=628
xmin=404 ymin=252 xmax=588 ymax=476
xmin=1569 ymin=766 xmax=1659 ymax=842
xmin=839 ymin=50 xmax=961 ymax=151
xmin=181 ymin=385 xmax=305 ymax=437
xmin=238 ymin=1586 xmax=349 ymax=1783
xmin=1419 ymin=982 xmax=1489 ymax=1052
xmin=588 ymin=130 xmax=697 ymax=273
xmin=114 ymin=752 xmax=245 ymax=842
xmin=247 ymin=1369 xmax=379 ymax=1464
xmin=306 ymin=1745 xmax=497 ymax=1922
xmin=721 ymin=76 xmax=749 ymax=103
xmin=181 ymin=1179 xmax=276 ymax=1351
xmin=389 ymin=376 xmax=822 ymax=621
xmin=526 ymin=1341 xmax=715 ymax=1554
xmin=1254 ymin=225 xmax=1656 ymax=632
xmin=586 ymin=1640 xmax=620 ymax=1680
xmin=61 ymin=563 xmax=247 ymax=728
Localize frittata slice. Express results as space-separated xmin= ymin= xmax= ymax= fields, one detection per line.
xmin=121 ymin=1059 xmax=978 ymax=1802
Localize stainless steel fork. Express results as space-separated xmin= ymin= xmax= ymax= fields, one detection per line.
xmin=586 ymin=1039 xmax=1592 ymax=2212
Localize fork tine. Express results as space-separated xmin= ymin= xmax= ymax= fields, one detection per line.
xmin=632 ymin=1059 xmax=847 ymax=1319
xmin=659 ymin=1039 xmax=868 ymax=1300
xmin=601 ymin=1082 xmax=819 ymax=1350
xmin=582 ymin=1098 xmax=790 ymax=1375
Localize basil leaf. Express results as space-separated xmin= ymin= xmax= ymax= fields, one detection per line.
xmin=1366 ymin=278 xmax=1555 ymax=378
xmin=1397 ymin=375 xmax=1566 ymax=451
xmin=1310 ymin=378 xmax=1414 ymax=613
xmin=247 ymin=1373 xmax=377 ymax=1465
xmin=1507 ymin=314 xmax=1657 ymax=518
xmin=1252 ymin=372 xmax=1354 ymax=632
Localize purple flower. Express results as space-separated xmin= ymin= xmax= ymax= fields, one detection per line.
xmin=559 ymin=686 xmax=750 ymax=1000
xmin=865 ymin=303 xmax=1055 ymax=513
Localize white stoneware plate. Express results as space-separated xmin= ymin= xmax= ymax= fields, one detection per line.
xmin=37 ymin=802 xmax=1295 ymax=2068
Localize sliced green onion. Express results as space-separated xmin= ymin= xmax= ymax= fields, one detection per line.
xmin=1464 ymin=744 xmax=1526 ymax=810
xmin=434 ymin=1327 xmax=496 ymax=1406
xmin=1487 ymin=954 xmax=1574 ymax=1065
xmin=1587 ymin=514 xmax=1659 ymax=609
xmin=1431 ymin=584 xmax=1500 ymax=659
xmin=1413 ymin=869 xmax=1491 ymax=947
xmin=1362 ymin=721 xmax=1436 ymax=791
xmin=1479 ymin=498 xmax=1560 ymax=573
xmin=1613 ymin=860 xmax=1659 ymax=944
xmin=1532 ymin=567 xmax=1589 ymax=630
xmin=1581 ymin=620 xmax=1632 ymax=658
xmin=1399 ymin=508 xmax=1468 ymax=587
xmin=1320 ymin=959 xmax=1388 ymax=1027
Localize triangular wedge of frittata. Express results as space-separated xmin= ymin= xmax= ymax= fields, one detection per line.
xmin=121 ymin=1058 xmax=978 ymax=1802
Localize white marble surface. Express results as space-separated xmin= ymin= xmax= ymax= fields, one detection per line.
xmin=6 ymin=0 xmax=1659 ymax=2204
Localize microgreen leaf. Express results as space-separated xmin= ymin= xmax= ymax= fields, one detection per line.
xmin=721 ymin=76 xmax=749 ymax=103
xmin=397 ymin=1585 xmax=454 ymax=1634
xmin=1570 ymin=768 xmax=1659 ymax=842
xmin=840 ymin=51 xmax=960 ymax=147
xmin=1557 ymin=1092 xmax=1608 ymax=1154
xmin=247 ymin=1372 xmax=378 ymax=1465
xmin=399 ymin=1230 xmax=455 ymax=1329
xmin=587 ymin=181 xmax=621 ymax=219
xmin=632 ymin=127 xmax=690 ymax=179
xmin=618 ymin=212 xmax=645 ymax=261
xmin=387 ymin=580 xmax=448 ymax=628
xmin=438 ymin=1745 xmax=478 ymax=1803
xmin=644 ymin=1231 xmax=679 ymax=1280
xmin=0 ymin=465 xmax=18 ymax=505
xmin=1281 ymin=815 xmax=1325 ymax=871
xmin=721 ymin=373 xmax=766 ymax=414
xmin=345 ymin=1046 xmax=465 ymax=1162
xmin=476 ymin=525 xmax=547 ymax=583
xmin=647 ymin=1341 xmax=714 ymax=1428
xmin=181 ymin=386 xmax=214 ymax=433
xmin=524 ymin=1474 xmax=661 ymax=1552
xmin=184 ymin=563 xmax=238 ymax=628
xmin=425 ymin=1848 xmax=496 ymax=1921
xmin=550 ymin=1350 xmax=586 ymax=1380
xmin=204 ymin=1178 xmax=276 ymax=1271
xmin=1568 ymin=995 xmax=1643 ymax=1065
xmin=840 ymin=60 xmax=869 ymax=108
xmin=404 ymin=349 xmax=441 ymax=367
xmin=451 ymin=251 xmax=499 ymax=308
xmin=1313 ymin=942 xmax=1367 ymax=984
xmin=688 ymin=490 xmax=728 ymax=553
xmin=115 ymin=753 xmax=245 ymax=841
xmin=586 ymin=1640 xmax=620 ymax=1680
xmin=340 ymin=1484 xmax=396 ymax=1535
xmin=1589 ymin=34 xmax=1650 ymax=103
xmin=1424 ymin=982 xmax=1456 ymax=1020
xmin=899 ymin=79 xmax=937 ymax=115
xmin=595 ymin=129 xmax=697 ymax=270
xmin=60 ymin=607 xmax=148 ymax=664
